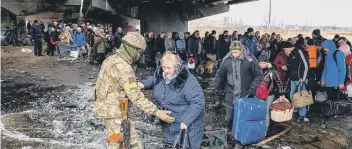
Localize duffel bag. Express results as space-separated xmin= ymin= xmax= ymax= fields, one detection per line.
xmin=322 ymin=100 xmax=352 ymax=116
xmin=292 ymin=82 xmax=313 ymax=108
xmin=270 ymin=97 xmax=294 ymax=122
xmin=322 ymin=91 xmax=352 ymax=116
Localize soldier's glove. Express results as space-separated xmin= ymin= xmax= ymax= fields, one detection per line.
xmin=156 ymin=110 xmax=175 ymax=123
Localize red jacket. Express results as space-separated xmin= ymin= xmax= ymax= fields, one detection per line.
xmin=273 ymin=51 xmax=289 ymax=84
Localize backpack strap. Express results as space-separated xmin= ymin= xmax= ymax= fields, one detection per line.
xmin=333 ymin=50 xmax=339 ymax=65
xmin=262 ymin=72 xmax=274 ymax=92
xmin=268 ymin=72 xmax=274 ymax=91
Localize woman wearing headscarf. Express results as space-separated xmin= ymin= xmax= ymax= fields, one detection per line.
xmin=93 ymin=29 xmax=107 ymax=64
xmin=139 ymin=52 xmax=205 ymax=149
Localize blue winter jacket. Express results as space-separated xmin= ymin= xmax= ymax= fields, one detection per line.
xmin=141 ymin=64 xmax=205 ymax=149
xmin=30 ymin=25 xmax=43 ymax=41
xmin=321 ymin=40 xmax=346 ymax=87
xmin=72 ymin=32 xmax=86 ymax=47
xmin=241 ymin=34 xmax=258 ymax=56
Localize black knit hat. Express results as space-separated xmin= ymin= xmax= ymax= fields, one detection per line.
xmin=307 ymin=39 xmax=315 ymax=46
xmin=312 ymin=29 xmax=321 ymax=36
xmin=34 ymin=20 xmax=38 ymax=24
xmin=247 ymin=27 xmax=254 ymax=33
xmin=282 ymin=41 xmax=293 ymax=48
xmin=211 ymin=30 xmax=216 ymax=34
xmin=258 ymin=50 xmax=270 ymax=62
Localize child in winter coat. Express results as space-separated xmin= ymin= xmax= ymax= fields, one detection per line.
xmin=258 ymin=52 xmax=285 ymax=126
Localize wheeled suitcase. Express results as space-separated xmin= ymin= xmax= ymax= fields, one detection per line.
xmin=232 ymin=97 xmax=268 ymax=145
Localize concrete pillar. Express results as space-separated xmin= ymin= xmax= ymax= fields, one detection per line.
xmin=139 ymin=5 xmax=188 ymax=35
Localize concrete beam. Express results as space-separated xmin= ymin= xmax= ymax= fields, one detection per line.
xmin=139 ymin=5 xmax=187 ymax=34
xmin=1 ymin=0 xmax=80 ymax=15
xmin=92 ymin=0 xmax=115 ymax=12
xmin=184 ymin=4 xmax=230 ymax=21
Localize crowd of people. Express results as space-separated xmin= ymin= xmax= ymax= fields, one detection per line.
xmin=28 ymin=20 xmax=352 ymax=148
xmin=28 ymin=20 xmax=125 ymax=64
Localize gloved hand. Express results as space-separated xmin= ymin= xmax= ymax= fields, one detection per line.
xmin=156 ymin=110 xmax=175 ymax=123
xmin=247 ymin=87 xmax=256 ymax=98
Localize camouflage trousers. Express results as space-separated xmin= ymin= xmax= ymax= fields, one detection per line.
xmin=105 ymin=118 xmax=143 ymax=149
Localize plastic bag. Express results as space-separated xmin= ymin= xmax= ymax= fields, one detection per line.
xmin=21 ymin=48 xmax=32 ymax=53
xmin=315 ymin=91 xmax=327 ymax=102
xmin=69 ymin=51 xmax=79 ymax=59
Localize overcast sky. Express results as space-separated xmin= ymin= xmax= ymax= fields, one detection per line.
xmin=205 ymin=0 xmax=352 ymax=27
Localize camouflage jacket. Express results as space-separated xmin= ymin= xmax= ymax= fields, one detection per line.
xmin=94 ymin=54 xmax=158 ymax=119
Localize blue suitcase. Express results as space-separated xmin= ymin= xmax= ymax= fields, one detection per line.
xmin=232 ymin=97 xmax=268 ymax=145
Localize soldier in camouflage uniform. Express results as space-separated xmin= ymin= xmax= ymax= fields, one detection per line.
xmin=94 ymin=32 xmax=176 ymax=149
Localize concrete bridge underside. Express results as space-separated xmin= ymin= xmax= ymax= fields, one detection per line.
xmin=1 ymin=0 xmax=257 ymax=34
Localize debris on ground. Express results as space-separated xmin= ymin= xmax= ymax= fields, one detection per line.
xmin=1 ymin=46 xmax=352 ymax=149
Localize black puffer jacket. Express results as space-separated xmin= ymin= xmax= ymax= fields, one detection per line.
xmin=145 ymin=36 xmax=155 ymax=63
xmin=156 ymin=36 xmax=166 ymax=54
xmin=262 ymin=66 xmax=285 ymax=96
xmin=86 ymin=29 xmax=95 ymax=47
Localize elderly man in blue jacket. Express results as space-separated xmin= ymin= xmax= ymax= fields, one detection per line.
xmin=321 ymin=40 xmax=346 ymax=101
xmin=72 ymin=27 xmax=86 ymax=57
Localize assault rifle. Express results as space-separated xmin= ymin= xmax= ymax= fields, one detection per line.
xmin=120 ymin=99 xmax=130 ymax=149
xmin=107 ymin=99 xmax=130 ymax=149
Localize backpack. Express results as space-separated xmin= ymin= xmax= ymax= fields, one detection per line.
xmin=256 ymin=72 xmax=273 ymax=100
xmin=103 ymin=38 xmax=112 ymax=49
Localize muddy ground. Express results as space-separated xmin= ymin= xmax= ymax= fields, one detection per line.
xmin=1 ymin=46 xmax=352 ymax=149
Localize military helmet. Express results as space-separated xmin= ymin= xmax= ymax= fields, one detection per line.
xmin=122 ymin=32 xmax=147 ymax=51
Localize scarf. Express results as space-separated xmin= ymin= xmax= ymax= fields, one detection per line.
xmin=115 ymin=44 xmax=139 ymax=65
xmin=162 ymin=56 xmax=183 ymax=84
